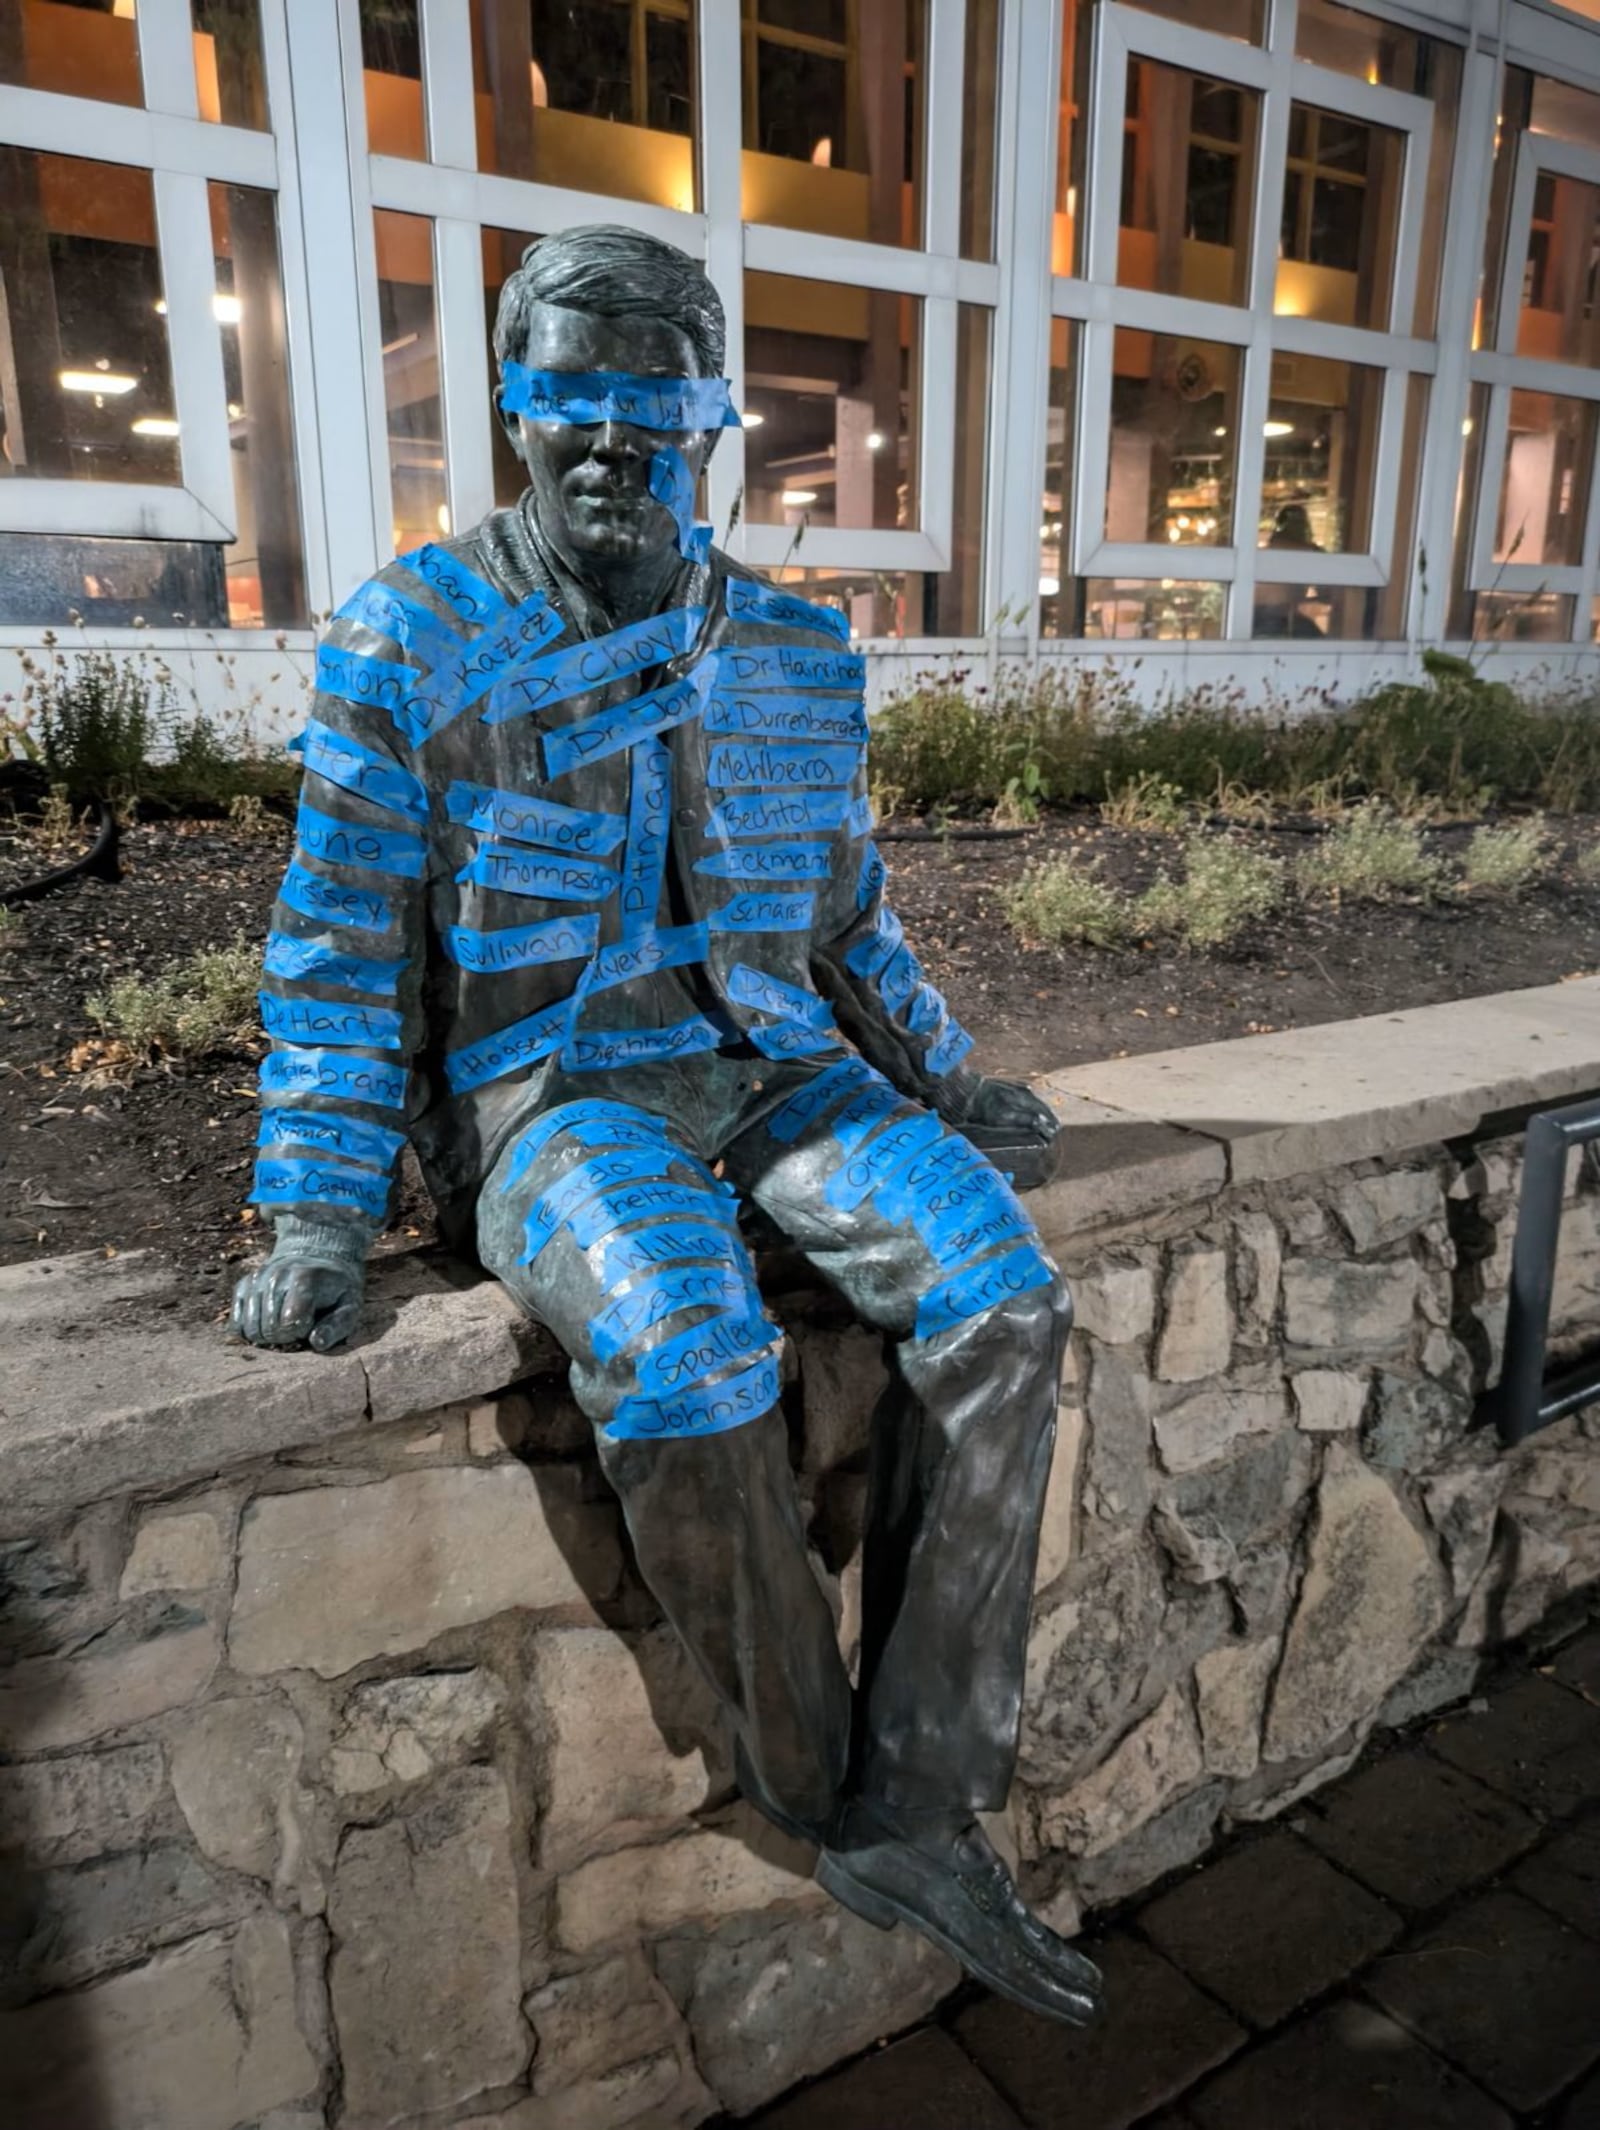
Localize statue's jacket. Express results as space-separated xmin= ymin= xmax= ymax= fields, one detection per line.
xmin=254 ymin=500 xmax=975 ymax=1246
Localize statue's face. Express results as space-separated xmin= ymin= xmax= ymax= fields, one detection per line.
xmin=500 ymin=305 xmax=715 ymax=567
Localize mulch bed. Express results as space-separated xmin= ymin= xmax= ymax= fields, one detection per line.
xmin=2 ymin=811 xmax=1598 ymax=1294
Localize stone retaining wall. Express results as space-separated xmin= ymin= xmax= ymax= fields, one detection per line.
xmin=3 ymin=982 xmax=1599 ymax=2130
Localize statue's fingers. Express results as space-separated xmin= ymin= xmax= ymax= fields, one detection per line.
xmin=309 ymin=1292 xmax=361 ymax=1353
xmin=268 ymin=1265 xmax=323 ymax=1344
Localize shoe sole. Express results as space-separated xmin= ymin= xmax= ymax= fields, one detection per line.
xmin=816 ymin=1852 xmax=1103 ymax=2027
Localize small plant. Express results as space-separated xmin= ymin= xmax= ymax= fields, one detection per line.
xmin=33 ymin=648 xmax=166 ymax=801
xmin=994 ymin=756 xmax=1050 ymax=827
xmin=227 ymin=792 xmax=275 ymax=839
xmin=1461 ymin=817 xmax=1551 ymax=892
xmin=1101 ymin=771 xmax=1187 ymax=833
xmin=87 ymin=938 xmax=261 ymax=1065
xmin=1577 ymin=842 xmax=1600 ymax=884
xmin=1211 ymin=775 xmax=1276 ymax=827
xmin=1295 ymin=802 xmax=1448 ymax=903
xmin=35 ymin=783 xmax=76 ymax=851
xmin=1003 ymin=852 xmax=1130 ymax=950
xmin=1135 ymin=835 xmax=1284 ymax=949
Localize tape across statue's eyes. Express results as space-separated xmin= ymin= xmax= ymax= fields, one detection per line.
xmin=498 ymin=364 xmax=742 ymax=433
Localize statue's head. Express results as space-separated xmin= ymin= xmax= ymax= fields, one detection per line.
xmin=493 ymin=224 xmax=727 ymax=570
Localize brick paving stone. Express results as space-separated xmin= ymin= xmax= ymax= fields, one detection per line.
xmin=1551 ymin=1625 xmax=1600 ymax=1701
xmin=746 ymin=2029 xmax=1023 ymax=2130
xmin=1511 ymin=1815 xmax=1600 ymax=1938
xmin=1295 ymin=1748 xmax=1541 ymax=1910
xmin=1364 ymin=1887 xmax=1600 ymax=2111
xmin=1136 ymin=1831 xmax=1401 ymax=2029
xmin=1559 ymin=2062 xmax=1600 ymax=2129
xmin=1184 ymin=2000 xmax=1513 ymax=2130
xmin=953 ymin=1935 xmax=1243 ymax=2130
xmin=1424 ymin=1674 xmax=1600 ymax=1820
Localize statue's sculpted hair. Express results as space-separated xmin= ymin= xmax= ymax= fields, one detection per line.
xmin=493 ymin=223 xmax=726 ymax=379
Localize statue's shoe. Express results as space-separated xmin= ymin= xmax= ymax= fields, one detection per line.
xmin=816 ymin=1803 xmax=1104 ymax=2027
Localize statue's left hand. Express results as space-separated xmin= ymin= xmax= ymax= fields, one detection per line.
xmin=954 ymin=1075 xmax=1063 ymax=1189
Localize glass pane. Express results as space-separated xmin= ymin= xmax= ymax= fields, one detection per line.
xmin=1276 ymin=104 xmax=1404 ymax=331
xmin=0 ymin=0 xmax=143 ymax=106
xmin=0 ymin=149 xmax=178 ymax=486
xmin=0 ymin=532 xmax=229 ymax=626
xmin=1052 ymin=0 xmax=1090 ymax=277
xmin=741 ymin=0 xmax=925 ymax=250
xmin=1040 ymin=319 xmax=1074 ymax=638
xmin=1375 ymin=373 xmax=1428 ymax=638
xmin=373 ymin=210 xmax=448 ymax=555
xmin=483 ymin=224 xmax=540 ymax=510
xmin=1297 ymin=0 xmax=1428 ymax=88
xmin=209 ymin=183 xmax=306 ymax=626
xmin=1120 ymin=61 xmax=1259 ymax=307
xmin=1253 ymin=583 xmax=1377 ymax=640
xmin=1107 ymin=331 xmax=1242 ymax=546
xmin=1474 ymin=589 xmax=1577 ymax=642
xmin=960 ymin=0 xmax=1000 ymax=261
xmin=1259 ymin=354 xmax=1384 ymax=554
xmin=1084 ymin=579 xmax=1226 ymax=640
xmin=471 ymin=0 xmax=697 ymax=211
xmin=744 ymin=271 xmax=919 ymax=532
xmin=1528 ymin=71 xmax=1600 ymax=147
xmin=361 ymin=0 xmax=425 ymax=160
xmin=1123 ymin=0 xmax=1261 ymax=36
xmin=192 ymin=0 xmax=268 ymax=128
xmin=1495 ymin=390 xmax=1598 ymax=567
xmin=1517 ymin=170 xmax=1600 ymax=370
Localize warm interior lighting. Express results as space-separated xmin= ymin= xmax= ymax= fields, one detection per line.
xmin=1462 ymin=416 xmax=1475 ymax=436
xmin=810 ymin=137 xmax=833 ymax=167
xmin=1038 ymin=574 xmax=1060 ymax=596
xmin=1213 ymin=425 xmax=1228 ymax=438
xmin=529 ymin=60 xmax=549 ymax=107
xmin=112 ymin=0 xmax=135 ymax=15
xmin=1263 ymin=420 xmax=1295 ymax=438
xmin=60 ymin=369 xmax=138 ymax=395
xmin=131 ymin=416 xmax=179 ymax=437
xmin=866 ymin=430 xmax=887 ymax=451
xmin=227 ymin=401 xmax=243 ymax=418
xmin=740 ymin=410 xmax=765 ymax=428
xmin=153 ymin=298 xmax=168 ymax=316
xmin=1366 ymin=61 xmax=1380 ymax=84
xmin=213 ymin=292 xmax=242 ymax=325
xmin=437 ymin=503 xmax=452 ymax=533
xmin=781 ymin=489 xmax=818 ymax=506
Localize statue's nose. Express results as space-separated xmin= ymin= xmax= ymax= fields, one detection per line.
xmin=590 ymin=418 xmax=644 ymax=460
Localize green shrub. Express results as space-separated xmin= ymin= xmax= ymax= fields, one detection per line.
xmin=1101 ymin=772 xmax=1187 ymax=832
xmin=1295 ymin=803 xmax=1448 ymax=902
xmin=1577 ymin=842 xmax=1600 ymax=884
xmin=1461 ymin=818 xmax=1550 ymax=892
xmin=1135 ymin=836 xmax=1284 ymax=948
xmin=87 ymin=939 xmax=260 ymax=1062
xmin=33 ymin=649 xmax=166 ymax=800
xmin=1003 ymin=853 xmax=1130 ymax=949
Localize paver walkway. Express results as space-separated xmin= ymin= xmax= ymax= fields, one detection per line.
xmin=733 ymin=1612 xmax=1600 ymax=2129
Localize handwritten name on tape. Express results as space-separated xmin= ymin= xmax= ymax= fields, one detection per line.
xmin=503 ymin=1098 xmax=668 ymax=1188
xmin=704 ymin=692 xmax=867 ymax=745
xmin=543 ymin=670 xmax=710 ymax=777
xmin=707 ymin=790 xmax=850 ymax=839
xmin=925 ymin=1019 xmax=975 ymax=1077
xmin=259 ymin=1050 xmax=407 ymax=1109
xmin=765 ymin=1056 xmax=878 ymax=1143
xmin=396 ymin=544 xmax=510 ymax=628
xmin=725 ymin=576 xmax=851 ymax=643
xmin=291 ymin=719 xmax=428 ymax=824
xmin=443 ymin=913 xmax=599 ymax=974
xmin=712 ymin=644 xmax=865 ymax=692
xmin=706 ymin=892 xmax=815 ymax=933
xmin=263 ymin=931 xmax=405 ymax=997
xmin=260 ymin=993 xmax=404 ymax=1051
xmin=600 ymin=1219 xmax=752 ymax=1285
xmin=844 ymin=904 xmax=904 ymax=980
xmin=498 ymin=364 xmax=741 ymax=432
xmin=443 ymin=997 xmax=574 ymax=1094
xmin=279 ymin=861 xmax=391 ymax=935
xmin=693 ymin=842 xmax=834 ymax=883
xmin=636 ymin=1310 xmax=779 ymax=1396
xmin=588 ymin=921 xmax=709 ymax=994
xmin=607 ymin=1350 xmax=781 ymax=1442
xmin=915 ymin=1244 xmax=1056 ymax=1340
xmin=590 ymin=1265 xmax=753 ymax=1364
xmin=444 ymin=780 xmax=626 ymax=857
xmin=295 ymin=803 xmax=426 ymax=880
xmin=482 ymin=607 xmax=706 ymax=725
xmin=455 ymin=843 xmax=620 ymax=903
xmin=707 ymin=742 xmax=861 ymax=790
xmin=251 ymin=1157 xmax=391 ymax=1219
xmin=567 ymin=1015 xmax=725 ymax=1074
xmin=825 ymin=1111 xmax=945 ymax=1213
xmin=258 ymin=1107 xmax=405 ymax=1171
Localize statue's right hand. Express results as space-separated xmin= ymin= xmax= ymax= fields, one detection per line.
xmin=232 ymin=1257 xmax=365 ymax=1354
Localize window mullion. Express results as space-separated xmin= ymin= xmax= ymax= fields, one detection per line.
xmin=138 ymin=0 xmax=200 ymax=123
xmin=155 ymin=168 xmax=236 ymax=533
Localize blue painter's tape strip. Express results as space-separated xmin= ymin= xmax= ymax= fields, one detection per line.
xmin=708 ymin=790 xmax=850 ymax=840
xmin=499 ymin=364 xmax=740 ymax=431
xmin=707 ymin=742 xmax=861 ymax=790
xmin=591 ymin=1265 xmax=753 ymax=1364
xmin=915 ymin=1245 xmax=1056 ymax=1339
xmin=443 ymin=997 xmax=573 ymax=1095
xmin=704 ymin=693 xmax=866 ymax=745
xmin=279 ymin=860 xmax=390 ymax=935
xmin=856 ymin=843 xmax=886 ymax=911
xmin=565 ymin=1178 xmax=737 ymax=1253
xmin=251 ymin=1157 xmax=390 ymax=1219
xmin=926 ymin=1020 xmax=975 ymax=1077
xmin=336 ymin=580 xmax=463 ymax=668
xmin=259 ymin=1050 xmax=406 ymax=1110
xmin=522 ymin=1149 xmax=681 ymax=1253
xmin=290 ymin=719 xmax=427 ymax=824
xmin=693 ymin=843 xmax=833 ymax=883
xmin=258 ymin=1107 xmax=405 ymax=1170
xmin=876 ymin=942 xmax=925 ymax=1015
xmin=749 ymin=1020 xmax=841 ymax=1059
xmin=825 ymin=1111 xmax=945 ymax=1213
xmin=481 ymin=607 xmax=706 ymax=725
xmin=601 ymin=1220 xmax=750 ymax=1286
xmin=915 ymin=1170 xmax=1032 ymax=1266
xmin=647 ymin=445 xmax=712 ymax=565
xmin=924 ymin=1197 xmax=1034 ymax=1271
xmin=618 ymin=734 xmax=670 ymax=937
xmin=395 ymin=544 xmax=511 ymax=628
xmin=567 ymin=1015 xmax=726 ymax=1074
xmin=296 ymin=801 xmax=426 ymax=880
xmin=845 ymin=793 xmax=875 ymax=838
xmin=845 ymin=905 xmax=903 ymax=980
xmin=873 ymin=1134 xmax=985 ymax=1223
xmin=425 ymin=591 xmax=566 ymax=725
xmin=707 ymin=892 xmax=814 ymax=933
xmin=637 ymin=1311 xmax=779 ymax=1396
xmin=543 ymin=670 xmax=710 ymax=778
xmin=455 ymin=844 xmax=620 ymax=902
xmin=764 ymin=1057 xmax=877 ymax=1143
xmin=260 ymin=992 xmax=403 ymax=1051
xmin=502 ymin=1099 xmax=666 ymax=1189
xmin=820 ymin=1083 xmax=907 ymax=1161
xmin=725 ymin=575 xmax=851 ymax=643
xmin=726 ymin=962 xmax=832 ymax=1027
xmin=264 ymin=931 xmax=404 ymax=997
xmin=711 ymin=644 xmax=866 ymax=692
xmin=444 ymin=780 xmax=625 ymax=857
xmin=607 ymin=1349 xmax=781 ymax=1442
xmin=315 ymin=643 xmax=426 ymax=713
xmin=904 ymin=982 xmax=945 ymax=1036
xmin=588 ymin=921 xmax=709 ymax=994
xmin=444 ymin=913 xmax=598 ymax=974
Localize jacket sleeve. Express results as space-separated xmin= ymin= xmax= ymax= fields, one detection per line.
xmin=808 ymin=750 xmax=981 ymax=1117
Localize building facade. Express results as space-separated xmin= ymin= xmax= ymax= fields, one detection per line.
xmin=1 ymin=0 xmax=1598 ymax=724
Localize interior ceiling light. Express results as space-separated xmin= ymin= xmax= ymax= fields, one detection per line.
xmin=867 ymin=430 xmax=887 ymax=451
xmin=131 ymin=416 xmax=180 ymax=436
xmin=1263 ymin=420 xmax=1295 ymax=438
xmin=781 ymin=489 xmax=818 ymax=506
xmin=213 ymin=292 xmax=242 ymax=325
xmin=60 ymin=369 xmax=137 ymax=395
xmin=740 ymin=409 xmax=765 ymax=427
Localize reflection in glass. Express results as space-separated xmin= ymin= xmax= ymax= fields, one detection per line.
xmin=1123 ymin=0 xmax=1261 ymax=38
xmin=483 ymin=225 xmax=541 ymax=510
xmin=1051 ymin=0 xmax=1090 ymax=277
xmin=741 ymin=0 xmax=924 ymax=249
xmin=1277 ymin=105 xmax=1404 ymax=331
xmin=361 ymin=0 xmax=425 ymax=161
xmin=209 ymin=184 xmax=306 ymax=626
xmin=0 ymin=150 xmax=179 ymax=487
xmin=0 ymin=0 xmax=143 ymax=105
xmin=373 ymin=210 xmax=448 ymax=556
xmin=1258 ymin=354 xmax=1383 ymax=554
xmin=1297 ymin=0 xmax=1427 ymax=87
xmin=470 ymin=0 xmax=696 ymax=211
xmin=1495 ymin=390 xmax=1598 ymax=568
xmin=1253 ymin=584 xmax=1376 ymax=641
xmin=960 ymin=0 xmax=1000 ymax=261
xmin=1084 ymin=579 xmax=1225 ymax=641
xmin=0 ymin=532 xmax=227 ymax=627
xmin=1040 ymin=320 xmax=1075 ymax=638
xmin=192 ymin=0 xmax=269 ymax=129
xmin=744 ymin=271 xmax=919 ymax=533
xmin=1375 ymin=374 xmax=1428 ymax=639
xmin=1518 ymin=170 xmax=1600 ymax=370
xmin=1119 ymin=62 xmax=1259 ymax=308
xmin=1474 ymin=590 xmax=1578 ymax=643
xmin=1106 ymin=332 xmax=1241 ymax=547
